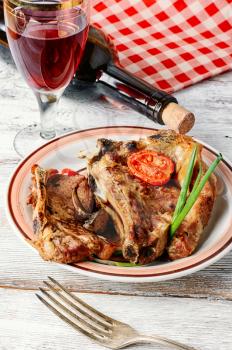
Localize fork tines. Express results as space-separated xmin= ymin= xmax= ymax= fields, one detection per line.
xmin=37 ymin=277 xmax=196 ymax=350
xmin=36 ymin=276 xmax=113 ymax=343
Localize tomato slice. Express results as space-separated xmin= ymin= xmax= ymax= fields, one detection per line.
xmin=127 ymin=150 xmax=174 ymax=186
xmin=61 ymin=168 xmax=78 ymax=176
xmin=48 ymin=168 xmax=59 ymax=177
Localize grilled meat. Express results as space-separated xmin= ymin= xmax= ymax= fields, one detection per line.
xmin=72 ymin=179 xmax=95 ymax=221
xmin=88 ymin=130 xmax=216 ymax=263
xmin=46 ymin=173 xmax=85 ymax=223
xmin=168 ymin=162 xmax=216 ymax=260
xmin=28 ymin=165 xmax=115 ymax=263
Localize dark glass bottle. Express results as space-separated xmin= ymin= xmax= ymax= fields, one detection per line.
xmin=0 ymin=13 xmax=194 ymax=132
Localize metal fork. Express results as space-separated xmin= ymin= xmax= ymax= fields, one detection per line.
xmin=36 ymin=277 xmax=197 ymax=350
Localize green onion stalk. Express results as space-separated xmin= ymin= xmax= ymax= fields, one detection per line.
xmin=170 ymin=153 xmax=222 ymax=238
xmin=172 ymin=145 xmax=198 ymax=223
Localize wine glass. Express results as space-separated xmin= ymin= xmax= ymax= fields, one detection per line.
xmin=4 ymin=0 xmax=90 ymax=157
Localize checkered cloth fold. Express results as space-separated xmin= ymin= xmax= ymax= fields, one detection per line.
xmin=91 ymin=0 xmax=232 ymax=92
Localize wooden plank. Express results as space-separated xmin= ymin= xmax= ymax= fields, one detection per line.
xmin=0 ymin=44 xmax=232 ymax=149
xmin=1 ymin=45 xmax=232 ymax=299
xmin=1 ymin=211 xmax=232 ymax=299
xmin=0 ymin=289 xmax=231 ymax=350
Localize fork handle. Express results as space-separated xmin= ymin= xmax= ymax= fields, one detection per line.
xmin=122 ymin=334 xmax=197 ymax=350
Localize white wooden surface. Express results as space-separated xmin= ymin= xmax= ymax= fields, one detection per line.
xmin=1 ymin=44 xmax=232 ymax=349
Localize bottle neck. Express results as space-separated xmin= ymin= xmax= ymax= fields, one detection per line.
xmin=98 ymin=63 xmax=177 ymax=124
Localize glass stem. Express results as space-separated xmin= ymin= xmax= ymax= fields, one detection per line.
xmin=35 ymin=91 xmax=61 ymax=140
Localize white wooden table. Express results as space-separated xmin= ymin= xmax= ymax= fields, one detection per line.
xmin=1 ymin=44 xmax=232 ymax=350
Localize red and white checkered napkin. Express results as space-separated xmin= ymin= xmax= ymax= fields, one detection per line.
xmin=91 ymin=0 xmax=232 ymax=93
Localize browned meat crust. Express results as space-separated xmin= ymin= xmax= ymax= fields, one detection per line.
xmin=28 ymin=129 xmax=217 ymax=266
xmin=168 ymin=163 xmax=216 ymax=260
xmin=34 ymin=221 xmax=115 ymax=263
xmin=28 ymin=165 xmax=115 ymax=264
xmin=46 ymin=173 xmax=85 ymax=223
xmin=88 ymin=130 xmax=216 ymax=263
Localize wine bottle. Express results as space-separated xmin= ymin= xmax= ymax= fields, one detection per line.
xmin=0 ymin=14 xmax=194 ymax=133
xmin=76 ymin=26 xmax=195 ymax=133
xmin=0 ymin=2 xmax=7 ymax=47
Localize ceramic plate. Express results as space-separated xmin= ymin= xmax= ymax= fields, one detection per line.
xmin=6 ymin=126 xmax=232 ymax=282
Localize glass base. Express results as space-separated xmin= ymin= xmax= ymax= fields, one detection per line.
xmin=14 ymin=123 xmax=74 ymax=158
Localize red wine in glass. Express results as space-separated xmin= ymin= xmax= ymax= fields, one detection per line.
xmin=4 ymin=0 xmax=90 ymax=157
xmin=7 ymin=8 xmax=88 ymax=91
